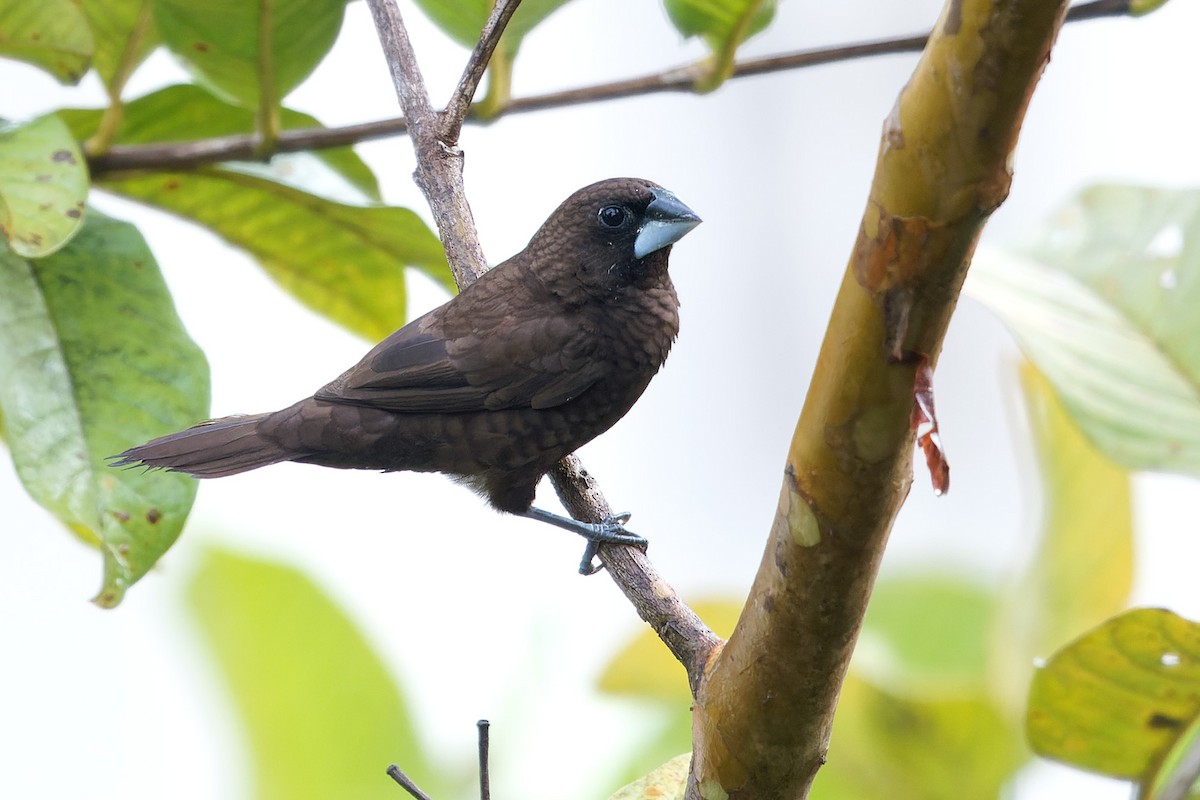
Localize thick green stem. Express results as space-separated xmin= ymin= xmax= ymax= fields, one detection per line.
xmin=688 ymin=1 xmax=1071 ymax=797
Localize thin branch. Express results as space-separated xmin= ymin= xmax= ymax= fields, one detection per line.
xmin=387 ymin=764 xmax=434 ymax=800
xmin=84 ymin=0 xmax=1130 ymax=177
xmin=364 ymin=0 xmax=488 ymax=285
xmin=477 ymin=720 xmax=491 ymax=800
xmin=549 ymin=457 xmax=721 ymax=692
xmin=443 ymin=0 xmax=521 ymax=142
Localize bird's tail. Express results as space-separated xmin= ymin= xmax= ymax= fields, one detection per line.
xmin=111 ymin=413 xmax=289 ymax=478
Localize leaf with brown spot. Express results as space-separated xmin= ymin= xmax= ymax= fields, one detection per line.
xmin=0 ymin=114 xmax=88 ymax=257
xmin=1027 ymin=608 xmax=1200 ymax=781
xmin=607 ymin=752 xmax=689 ymax=800
xmin=0 ymin=0 xmax=93 ymax=83
xmin=154 ymin=0 xmax=346 ymax=109
xmin=0 ymin=211 xmax=208 ymax=606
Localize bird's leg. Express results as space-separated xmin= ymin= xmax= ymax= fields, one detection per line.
xmin=520 ymin=507 xmax=647 ymax=575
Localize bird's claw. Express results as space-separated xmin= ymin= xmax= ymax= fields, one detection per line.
xmin=519 ymin=506 xmax=648 ymax=575
xmin=577 ymin=513 xmax=647 ymax=575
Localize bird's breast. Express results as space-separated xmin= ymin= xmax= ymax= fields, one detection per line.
xmin=597 ymin=284 xmax=680 ymax=372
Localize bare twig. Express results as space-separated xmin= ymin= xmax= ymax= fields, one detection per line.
xmin=84 ymin=0 xmax=1131 ymax=177
xmin=365 ymin=0 xmax=488 ymax=286
xmin=477 ymin=720 xmax=491 ymax=800
xmin=549 ymin=457 xmax=721 ymax=693
xmin=444 ymin=0 xmax=521 ymax=142
xmin=387 ymin=764 xmax=434 ymax=800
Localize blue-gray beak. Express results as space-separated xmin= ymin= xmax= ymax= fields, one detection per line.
xmin=633 ymin=188 xmax=702 ymax=258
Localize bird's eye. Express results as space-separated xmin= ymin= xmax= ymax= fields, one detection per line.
xmin=597 ymin=205 xmax=628 ymax=228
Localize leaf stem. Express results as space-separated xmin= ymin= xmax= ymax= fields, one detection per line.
xmin=84 ymin=0 xmax=155 ymax=155
xmin=254 ymin=0 xmax=281 ymax=157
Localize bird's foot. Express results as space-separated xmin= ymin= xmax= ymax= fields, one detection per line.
xmin=520 ymin=507 xmax=648 ymax=575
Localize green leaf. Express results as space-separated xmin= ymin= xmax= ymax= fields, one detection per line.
xmin=598 ymin=598 xmax=742 ymax=701
xmin=1131 ymin=0 xmax=1172 ymax=15
xmin=0 ymin=114 xmax=88 ymax=257
xmin=101 ymin=167 xmax=451 ymax=341
xmin=62 ymin=83 xmax=381 ymax=201
xmin=79 ymin=0 xmax=159 ymax=91
xmin=607 ymin=752 xmax=689 ymax=800
xmin=0 ymin=211 xmax=208 ymax=607
xmin=608 ymin=710 xmax=694 ymax=791
xmin=1028 ymin=609 xmax=1200 ymax=780
xmin=857 ymin=576 xmax=995 ymax=695
xmin=992 ymin=362 xmax=1134 ymax=709
xmin=665 ymin=0 xmax=775 ymax=44
xmin=410 ymin=0 xmax=574 ymax=50
xmin=187 ymin=547 xmax=437 ymax=800
xmin=154 ymin=0 xmax=347 ymax=109
xmin=969 ymin=186 xmax=1200 ymax=476
xmin=0 ymin=0 xmax=93 ymax=83
xmin=812 ymin=675 xmax=1026 ymax=800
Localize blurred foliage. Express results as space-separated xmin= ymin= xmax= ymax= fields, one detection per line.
xmin=78 ymin=0 xmax=159 ymax=92
xmin=664 ymin=0 xmax=776 ymax=88
xmin=154 ymin=0 xmax=347 ymax=109
xmin=0 ymin=0 xmax=93 ymax=83
xmin=188 ymin=547 xmax=460 ymax=800
xmin=1028 ymin=609 xmax=1200 ymax=786
xmin=607 ymin=753 xmax=690 ymax=800
xmin=970 ymin=187 xmax=1200 ymax=477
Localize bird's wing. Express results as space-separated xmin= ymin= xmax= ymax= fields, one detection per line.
xmin=315 ymin=309 xmax=606 ymax=413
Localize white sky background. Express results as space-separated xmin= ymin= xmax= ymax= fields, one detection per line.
xmin=3 ymin=1 xmax=1200 ymax=798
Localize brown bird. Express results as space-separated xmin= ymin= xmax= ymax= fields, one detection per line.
xmin=113 ymin=177 xmax=700 ymax=571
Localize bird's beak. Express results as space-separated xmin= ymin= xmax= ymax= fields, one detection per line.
xmin=634 ymin=188 xmax=702 ymax=258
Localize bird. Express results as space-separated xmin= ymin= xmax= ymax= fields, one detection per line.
xmin=112 ymin=177 xmax=701 ymax=572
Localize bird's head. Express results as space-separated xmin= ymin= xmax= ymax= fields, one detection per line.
xmin=527 ymin=177 xmax=701 ymax=299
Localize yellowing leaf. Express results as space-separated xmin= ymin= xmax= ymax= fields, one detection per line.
xmin=1028 ymin=609 xmax=1200 ymax=780
xmin=991 ymin=362 xmax=1134 ymax=710
xmin=814 ymin=675 xmax=1025 ymax=800
xmin=1019 ymin=364 xmax=1133 ymax=639
xmin=607 ymin=753 xmax=689 ymax=800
